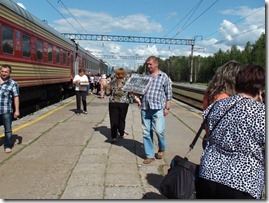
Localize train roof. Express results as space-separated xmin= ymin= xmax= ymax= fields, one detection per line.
xmin=0 ymin=0 xmax=74 ymax=46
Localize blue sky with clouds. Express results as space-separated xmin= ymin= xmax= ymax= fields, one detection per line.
xmin=13 ymin=0 xmax=265 ymax=70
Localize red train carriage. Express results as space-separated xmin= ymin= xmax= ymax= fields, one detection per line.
xmin=0 ymin=0 xmax=107 ymax=104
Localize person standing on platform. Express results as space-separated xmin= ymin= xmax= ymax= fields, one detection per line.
xmin=202 ymin=60 xmax=242 ymax=149
xmin=0 ymin=64 xmax=20 ymax=153
xmin=99 ymin=74 xmax=107 ymax=99
xmin=196 ymin=64 xmax=265 ymax=199
xmin=89 ymin=74 xmax=95 ymax=95
xmin=85 ymin=70 xmax=91 ymax=95
xmin=94 ymin=73 xmax=101 ymax=95
xmin=134 ymin=56 xmax=172 ymax=164
xmin=105 ymin=68 xmax=130 ymax=143
xmin=73 ymin=69 xmax=89 ymax=115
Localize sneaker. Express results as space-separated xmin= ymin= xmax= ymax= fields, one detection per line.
xmin=82 ymin=111 xmax=88 ymax=114
xmin=4 ymin=148 xmax=12 ymax=153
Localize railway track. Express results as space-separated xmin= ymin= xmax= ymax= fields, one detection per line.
xmin=172 ymin=83 xmax=206 ymax=110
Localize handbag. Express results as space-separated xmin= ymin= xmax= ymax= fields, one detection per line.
xmin=159 ymin=99 xmax=243 ymax=199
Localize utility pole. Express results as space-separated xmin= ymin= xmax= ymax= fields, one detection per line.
xmin=189 ymin=35 xmax=203 ymax=83
xmin=190 ymin=44 xmax=194 ymax=83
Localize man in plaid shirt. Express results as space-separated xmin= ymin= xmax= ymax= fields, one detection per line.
xmin=0 ymin=64 xmax=20 ymax=153
xmin=134 ymin=56 xmax=172 ymax=164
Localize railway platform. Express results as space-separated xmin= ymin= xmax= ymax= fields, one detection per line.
xmin=0 ymin=94 xmax=203 ymax=199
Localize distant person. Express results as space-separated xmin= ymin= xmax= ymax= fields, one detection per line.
xmin=0 ymin=64 xmax=20 ymax=153
xmin=94 ymin=73 xmax=101 ymax=95
xmin=73 ymin=69 xmax=89 ymax=115
xmin=105 ymin=68 xmax=130 ymax=143
xmin=196 ymin=64 xmax=265 ymax=199
xmin=134 ymin=56 xmax=172 ymax=164
xmin=202 ymin=60 xmax=242 ymax=149
xmin=85 ymin=70 xmax=91 ymax=95
xmin=89 ymin=74 xmax=95 ymax=94
xmin=99 ymin=74 xmax=108 ymax=99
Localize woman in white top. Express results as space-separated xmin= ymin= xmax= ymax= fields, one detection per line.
xmin=73 ymin=69 xmax=89 ymax=115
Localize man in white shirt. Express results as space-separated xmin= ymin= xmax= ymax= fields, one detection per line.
xmin=73 ymin=69 xmax=89 ymax=115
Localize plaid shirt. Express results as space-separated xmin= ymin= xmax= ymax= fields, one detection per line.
xmin=0 ymin=77 xmax=19 ymax=114
xmin=141 ymin=71 xmax=172 ymax=110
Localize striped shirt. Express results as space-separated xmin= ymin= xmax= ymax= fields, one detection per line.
xmin=0 ymin=78 xmax=19 ymax=114
xmin=141 ymin=71 xmax=172 ymax=110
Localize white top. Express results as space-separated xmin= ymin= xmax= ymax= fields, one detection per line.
xmin=73 ymin=75 xmax=89 ymax=91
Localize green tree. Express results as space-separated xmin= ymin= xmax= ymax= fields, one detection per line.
xmin=251 ymin=33 xmax=265 ymax=68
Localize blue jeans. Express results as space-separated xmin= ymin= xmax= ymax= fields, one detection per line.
xmin=0 ymin=113 xmax=13 ymax=149
xmin=141 ymin=109 xmax=166 ymax=158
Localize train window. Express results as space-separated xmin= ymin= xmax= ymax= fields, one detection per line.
xmin=48 ymin=44 xmax=52 ymax=62
xmin=67 ymin=52 xmax=70 ymax=66
xmin=36 ymin=39 xmax=43 ymax=60
xmin=62 ymin=49 xmax=66 ymax=65
xmin=22 ymin=34 xmax=30 ymax=58
xmin=2 ymin=25 xmax=14 ymax=55
xmin=56 ymin=47 xmax=60 ymax=64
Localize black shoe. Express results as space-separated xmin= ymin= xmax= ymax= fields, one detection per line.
xmin=111 ymin=138 xmax=117 ymax=144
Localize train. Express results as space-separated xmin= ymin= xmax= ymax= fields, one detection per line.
xmin=0 ymin=0 xmax=108 ymax=105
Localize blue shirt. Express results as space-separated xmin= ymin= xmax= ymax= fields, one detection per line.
xmin=0 ymin=78 xmax=19 ymax=114
xmin=200 ymin=95 xmax=265 ymax=199
xmin=141 ymin=71 xmax=172 ymax=110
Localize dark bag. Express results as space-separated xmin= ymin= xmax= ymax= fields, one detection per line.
xmin=159 ymin=101 xmax=219 ymax=199
xmin=160 ymin=155 xmax=199 ymax=199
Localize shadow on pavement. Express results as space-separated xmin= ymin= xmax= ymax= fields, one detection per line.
xmin=93 ymin=125 xmax=110 ymax=139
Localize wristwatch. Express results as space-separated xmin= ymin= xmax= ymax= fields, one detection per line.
xmin=165 ymin=107 xmax=170 ymax=110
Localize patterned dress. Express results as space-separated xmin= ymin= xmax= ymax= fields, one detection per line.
xmin=199 ymin=94 xmax=265 ymax=199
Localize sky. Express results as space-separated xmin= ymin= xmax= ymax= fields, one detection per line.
xmin=12 ymin=0 xmax=266 ymax=71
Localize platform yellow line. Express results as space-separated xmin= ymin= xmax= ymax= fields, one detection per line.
xmin=0 ymin=99 xmax=75 ymax=138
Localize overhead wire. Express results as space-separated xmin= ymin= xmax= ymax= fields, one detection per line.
xmin=203 ymin=7 xmax=264 ymax=40
xmin=57 ymin=0 xmax=88 ymax=33
xmin=174 ymin=0 xmax=220 ymax=37
xmin=215 ymin=24 xmax=265 ymax=44
xmin=46 ymin=0 xmax=103 ymax=54
xmin=46 ymin=0 xmax=80 ymax=33
xmin=159 ymin=0 xmax=204 ymax=52
xmin=164 ymin=0 xmax=203 ymax=38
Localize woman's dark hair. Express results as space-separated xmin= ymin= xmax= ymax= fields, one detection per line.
xmin=78 ymin=69 xmax=85 ymax=73
xmin=235 ymin=64 xmax=265 ymax=97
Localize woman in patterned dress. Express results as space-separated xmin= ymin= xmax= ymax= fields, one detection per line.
xmin=105 ymin=68 xmax=131 ymax=143
xmin=196 ymin=64 xmax=265 ymax=199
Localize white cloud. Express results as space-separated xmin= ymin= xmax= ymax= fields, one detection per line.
xmin=215 ymin=6 xmax=265 ymax=47
xmin=53 ymin=9 xmax=163 ymax=34
xmin=50 ymin=5 xmax=264 ymax=69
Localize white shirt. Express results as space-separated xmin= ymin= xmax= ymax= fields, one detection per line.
xmin=73 ymin=75 xmax=88 ymax=91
